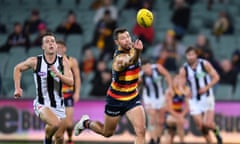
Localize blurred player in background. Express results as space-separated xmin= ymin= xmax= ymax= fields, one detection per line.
xmin=57 ymin=40 xmax=81 ymax=144
xmin=179 ymin=46 xmax=222 ymax=144
xmin=165 ymin=74 xmax=190 ymax=144
xmin=74 ymin=28 xmax=146 ymax=144
xmin=140 ymin=60 xmax=172 ymax=144
xmin=13 ymin=32 xmax=74 ymax=144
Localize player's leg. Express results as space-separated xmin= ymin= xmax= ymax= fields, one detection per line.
xmin=74 ymin=114 xmax=120 ymax=137
xmin=192 ymin=114 xmax=212 ymax=143
xmin=167 ymin=113 xmax=185 ymax=143
xmin=204 ymin=110 xmax=222 ymax=144
xmin=203 ymin=95 xmax=222 ymax=144
xmin=126 ymin=105 xmax=146 ymax=144
xmin=165 ymin=115 xmax=177 ymax=144
xmin=65 ymin=106 xmax=74 ymax=143
xmin=189 ymin=99 xmax=211 ymax=143
xmin=39 ymin=107 xmax=62 ymax=144
xmin=156 ymin=108 xmax=166 ymax=143
xmin=175 ymin=117 xmax=185 ymax=143
xmin=90 ymin=114 xmax=120 ymax=137
xmin=54 ymin=118 xmax=66 ymax=144
xmin=163 ymin=129 xmax=174 ymax=144
xmin=145 ymin=108 xmax=158 ymax=144
xmin=74 ymin=98 xmax=122 ymax=137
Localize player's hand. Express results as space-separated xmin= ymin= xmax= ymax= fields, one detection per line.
xmin=198 ymin=86 xmax=208 ymax=95
xmin=73 ymin=92 xmax=80 ymax=103
xmin=14 ymin=88 xmax=23 ymax=99
xmin=50 ymin=65 xmax=61 ymax=78
xmin=166 ymin=87 xmax=173 ymax=96
xmin=133 ymin=39 xmax=143 ymax=51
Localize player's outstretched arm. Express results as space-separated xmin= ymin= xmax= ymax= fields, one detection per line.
xmin=130 ymin=39 xmax=143 ymax=64
xmin=113 ymin=39 xmax=143 ymax=71
xmin=13 ymin=57 xmax=37 ymax=99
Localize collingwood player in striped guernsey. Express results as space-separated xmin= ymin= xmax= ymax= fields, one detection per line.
xmin=179 ymin=46 xmax=222 ymax=144
xmin=74 ymin=28 xmax=146 ymax=144
xmin=140 ymin=60 xmax=172 ymax=144
xmin=13 ymin=32 xmax=73 ymax=144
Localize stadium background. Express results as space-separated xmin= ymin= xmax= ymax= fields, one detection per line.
xmin=0 ymin=0 xmax=240 ymax=143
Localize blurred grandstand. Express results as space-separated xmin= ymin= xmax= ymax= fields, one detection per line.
xmin=0 ymin=0 xmax=240 ymax=101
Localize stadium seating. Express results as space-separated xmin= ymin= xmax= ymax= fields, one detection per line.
xmin=66 ymin=34 xmax=83 ymax=61
xmin=0 ymin=34 xmax=7 ymax=46
xmin=28 ymin=47 xmax=43 ymax=56
xmin=0 ymin=0 xmax=240 ymax=100
xmin=215 ymin=84 xmax=233 ymax=100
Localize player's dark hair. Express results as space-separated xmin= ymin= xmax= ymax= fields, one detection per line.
xmin=41 ymin=32 xmax=56 ymax=44
xmin=113 ymin=28 xmax=128 ymax=40
xmin=185 ymin=46 xmax=197 ymax=54
xmin=56 ymin=40 xmax=66 ymax=47
xmin=141 ymin=58 xmax=151 ymax=65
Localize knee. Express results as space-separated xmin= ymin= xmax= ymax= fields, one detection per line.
xmin=135 ymin=126 xmax=146 ymax=137
xmin=204 ymin=121 xmax=214 ymax=129
xmin=195 ymin=123 xmax=203 ymax=131
xmin=55 ymin=134 xmax=64 ymax=142
xmin=66 ymin=120 xmax=73 ymax=128
xmin=52 ymin=120 xmax=61 ymax=130
xmin=176 ymin=120 xmax=184 ymax=127
xmin=103 ymin=131 xmax=114 ymax=138
xmin=158 ymin=118 xmax=165 ymax=125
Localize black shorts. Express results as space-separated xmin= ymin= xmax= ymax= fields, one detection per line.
xmin=105 ymin=95 xmax=142 ymax=117
xmin=64 ymin=96 xmax=74 ymax=107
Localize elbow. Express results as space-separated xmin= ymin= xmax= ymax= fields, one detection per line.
xmin=63 ymin=77 xmax=74 ymax=86
xmin=14 ymin=65 xmax=21 ymax=73
xmin=69 ymin=78 xmax=74 ymax=86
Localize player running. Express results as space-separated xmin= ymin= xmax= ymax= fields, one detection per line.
xmin=179 ymin=46 xmax=222 ymax=144
xmin=13 ymin=32 xmax=73 ymax=144
xmin=74 ymin=28 xmax=146 ymax=144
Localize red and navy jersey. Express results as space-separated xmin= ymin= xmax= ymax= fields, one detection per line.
xmin=62 ymin=56 xmax=74 ymax=99
xmin=172 ymin=88 xmax=186 ymax=112
xmin=107 ymin=50 xmax=140 ymax=101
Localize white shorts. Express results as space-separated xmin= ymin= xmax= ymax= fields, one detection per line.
xmin=189 ymin=95 xmax=215 ymax=115
xmin=33 ymin=100 xmax=66 ymax=119
xmin=143 ymin=95 xmax=165 ymax=109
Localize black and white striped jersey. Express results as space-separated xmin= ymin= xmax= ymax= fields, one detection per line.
xmin=183 ymin=59 xmax=213 ymax=100
xmin=33 ymin=54 xmax=64 ymax=108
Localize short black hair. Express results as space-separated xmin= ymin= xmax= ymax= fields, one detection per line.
xmin=141 ymin=58 xmax=151 ymax=65
xmin=41 ymin=32 xmax=56 ymax=44
xmin=56 ymin=40 xmax=66 ymax=47
xmin=185 ymin=46 xmax=197 ymax=54
xmin=113 ymin=28 xmax=128 ymax=40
